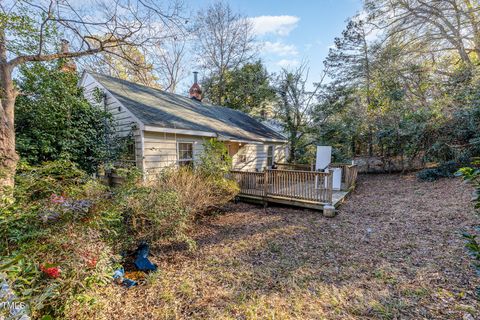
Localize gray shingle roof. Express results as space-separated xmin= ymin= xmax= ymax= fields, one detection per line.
xmin=89 ymin=72 xmax=287 ymax=142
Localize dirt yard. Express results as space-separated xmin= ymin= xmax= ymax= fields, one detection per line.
xmin=85 ymin=174 xmax=479 ymax=319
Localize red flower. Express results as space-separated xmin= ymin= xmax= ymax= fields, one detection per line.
xmin=86 ymin=257 xmax=98 ymax=268
xmin=40 ymin=265 xmax=61 ymax=278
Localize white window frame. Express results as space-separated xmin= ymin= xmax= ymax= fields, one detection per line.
xmin=177 ymin=142 xmax=194 ymax=167
xmin=267 ymin=145 xmax=274 ymax=168
xmin=238 ymin=154 xmax=247 ymax=163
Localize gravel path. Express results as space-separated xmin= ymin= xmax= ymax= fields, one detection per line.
xmin=83 ymin=174 xmax=479 ymax=320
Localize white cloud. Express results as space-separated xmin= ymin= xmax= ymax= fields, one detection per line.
xmin=249 ymin=15 xmax=300 ymax=37
xmin=276 ymin=59 xmax=300 ymax=68
xmin=263 ymin=41 xmax=298 ymax=56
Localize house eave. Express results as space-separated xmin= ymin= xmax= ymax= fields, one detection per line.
xmin=258 ymin=138 xmax=289 ymax=144
xmin=143 ymin=125 xmax=217 ymax=137
xmin=143 ymin=126 xmax=288 ymax=144
xmin=217 ymin=136 xmax=263 ymax=145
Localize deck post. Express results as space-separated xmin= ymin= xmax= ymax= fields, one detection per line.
xmin=263 ymin=169 xmax=268 ymax=208
xmin=345 ymin=165 xmax=351 ymax=189
xmin=263 ymin=169 xmax=269 ymax=198
xmin=323 ymin=171 xmax=336 ymax=217
xmin=323 ymin=205 xmax=336 ymax=217
xmin=327 ymin=171 xmax=333 ymax=204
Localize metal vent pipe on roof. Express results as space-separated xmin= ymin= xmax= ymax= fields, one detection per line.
xmin=193 ymin=71 xmax=198 ymax=84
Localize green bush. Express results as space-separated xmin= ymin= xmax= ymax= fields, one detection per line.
xmin=1 ymin=160 xmax=123 ymax=319
xmin=197 ymin=138 xmax=232 ymax=177
xmin=416 ymin=160 xmax=464 ymax=181
xmin=14 ymin=63 xmax=116 ymax=174
xmin=14 ymin=160 xmax=89 ymax=201
xmin=456 ymin=160 xmax=480 ymax=298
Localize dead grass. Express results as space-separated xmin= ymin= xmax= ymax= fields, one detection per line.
xmin=74 ymin=174 xmax=479 ymax=319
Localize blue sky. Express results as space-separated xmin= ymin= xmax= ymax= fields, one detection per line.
xmin=186 ymin=0 xmax=363 ymax=87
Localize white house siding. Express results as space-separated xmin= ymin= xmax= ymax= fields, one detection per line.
xmin=143 ymin=131 xmax=209 ymax=175
xmin=143 ymin=131 xmax=288 ymax=174
xmin=231 ymin=143 xmax=287 ymax=171
xmin=81 ymin=73 xmax=143 ymax=169
xmin=275 ymin=144 xmax=288 ymax=163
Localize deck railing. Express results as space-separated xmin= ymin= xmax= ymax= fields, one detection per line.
xmin=275 ymin=162 xmax=315 ymax=171
xmin=230 ymin=169 xmax=333 ymax=204
xmin=275 ymin=162 xmax=359 ymax=190
xmin=329 ymin=163 xmax=358 ymax=190
xmin=344 ymin=164 xmax=358 ymax=189
xmin=229 ymin=171 xmax=265 ymax=197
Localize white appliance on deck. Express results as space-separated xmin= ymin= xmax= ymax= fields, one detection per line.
xmin=315 ymin=146 xmax=332 ymax=171
xmin=315 ymin=146 xmax=342 ymax=191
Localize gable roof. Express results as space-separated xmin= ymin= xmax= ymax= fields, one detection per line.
xmin=87 ymin=72 xmax=287 ymax=143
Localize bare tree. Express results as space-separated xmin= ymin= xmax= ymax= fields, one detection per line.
xmin=194 ymin=1 xmax=256 ymax=105
xmin=84 ymin=43 xmax=161 ymax=88
xmin=0 ymin=0 xmax=183 ymax=188
xmin=367 ymin=0 xmax=480 ymax=65
xmin=274 ymin=63 xmax=326 ymax=162
xmin=152 ymin=34 xmax=188 ymax=93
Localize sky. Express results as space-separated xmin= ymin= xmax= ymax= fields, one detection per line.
xmin=184 ymin=0 xmax=363 ymax=89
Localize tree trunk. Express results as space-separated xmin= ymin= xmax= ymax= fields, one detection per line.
xmin=289 ymin=135 xmax=297 ymax=163
xmin=351 ymin=136 xmax=356 ymax=157
xmin=0 ymin=98 xmax=17 ymax=189
xmin=0 ymin=28 xmax=18 ymax=190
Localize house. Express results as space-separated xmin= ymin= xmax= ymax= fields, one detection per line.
xmin=79 ymin=71 xmax=288 ymax=175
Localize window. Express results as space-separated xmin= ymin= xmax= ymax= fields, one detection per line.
xmin=117 ymin=137 xmax=136 ymax=167
xmin=267 ymin=145 xmax=274 ymax=167
xmin=238 ymin=154 xmax=247 ymax=163
xmin=125 ymin=139 xmax=136 ymax=162
xmin=178 ymin=142 xmax=193 ymax=167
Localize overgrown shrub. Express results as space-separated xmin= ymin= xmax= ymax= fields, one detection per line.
xmin=15 ymin=63 xmax=113 ymax=174
xmin=159 ymin=167 xmax=238 ymax=215
xmin=113 ymin=139 xmax=238 ymax=248
xmin=1 ymin=140 xmax=239 ymax=318
xmin=118 ymin=167 xmax=238 ymax=248
xmin=1 ymin=160 xmax=123 ymax=319
xmin=14 ymin=159 xmax=90 ymax=201
xmin=416 ymin=160 xmax=464 ymax=181
xmin=197 ymin=138 xmax=232 ymax=177
xmin=119 ymin=180 xmax=189 ymax=245
xmin=456 ymin=159 xmax=480 ymax=298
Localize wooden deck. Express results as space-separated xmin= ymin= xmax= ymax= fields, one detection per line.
xmin=230 ymin=163 xmax=358 ymax=211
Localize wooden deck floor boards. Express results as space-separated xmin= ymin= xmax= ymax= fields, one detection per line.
xmin=237 ymin=187 xmax=351 ymax=211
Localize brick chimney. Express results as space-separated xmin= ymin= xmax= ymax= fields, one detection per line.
xmin=189 ymin=71 xmax=202 ymax=101
xmin=59 ymin=39 xmax=76 ymax=73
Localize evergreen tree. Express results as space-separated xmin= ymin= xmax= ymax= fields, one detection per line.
xmin=15 ymin=62 xmax=115 ymax=173
xmin=202 ymin=61 xmax=275 ymax=117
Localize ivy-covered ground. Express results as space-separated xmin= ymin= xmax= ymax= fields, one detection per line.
xmin=85 ymin=174 xmax=479 ymax=319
